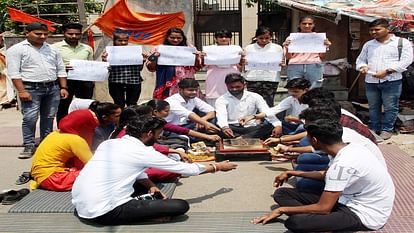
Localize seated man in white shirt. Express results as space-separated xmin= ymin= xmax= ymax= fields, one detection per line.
xmin=72 ymin=116 xmax=237 ymax=225
xmin=165 ymin=78 xmax=220 ymax=135
xmin=253 ymin=119 xmax=394 ymax=232
xmin=215 ymin=73 xmax=274 ymax=139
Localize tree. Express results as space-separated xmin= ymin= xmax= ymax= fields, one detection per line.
xmin=0 ymin=0 xmax=102 ymax=33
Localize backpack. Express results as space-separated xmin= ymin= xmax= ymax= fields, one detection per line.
xmin=398 ymin=38 xmax=414 ymax=100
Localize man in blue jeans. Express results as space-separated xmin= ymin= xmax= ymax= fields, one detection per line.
xmin=356 ymin=18 xmax=413 ymax=140
xmin=7 ymin=22 xmax=68 ymax=158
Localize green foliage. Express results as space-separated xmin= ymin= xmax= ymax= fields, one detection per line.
xmin=0 ymin=0 xmax=102 ymax=33
xmin=246 ymin=0 xmax=259 ymax=8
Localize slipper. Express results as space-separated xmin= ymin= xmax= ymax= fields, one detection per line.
xmin=15 ymin=172 xmax=32 ymax=185
xmin=2 ymin=188 xmax=30 ymax=205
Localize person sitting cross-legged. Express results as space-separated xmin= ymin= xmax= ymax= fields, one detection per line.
xmin=30 ymin=109 xmax=99 ymax=191
xmin=165 ymin=78 xmax=220 ymax=136
xmin=72 ymin=116 xmax=237 ymax=225
xmin=252 ymin=119 xmax=394 ymax=232
xmin=215 ymin=73 xmax=275 ymax=140
xmin=241 ymin=78 xmax=310 ymax=139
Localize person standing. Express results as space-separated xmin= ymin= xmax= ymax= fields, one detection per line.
xmin=356 ymin=18 xmax=413 ymax=140
xmin=244 ymin=26 xmax=283 ymax=107
xmin=203 ymin=29 xmax=243 ymax=107
xmin=102 ymin=31 xmax=143 ymax=108
xmin=146 ymin=28 xmax=203 ymax=100
xmin=283 ymin=15 xmax=331 ymax=88
xmin=7 ymin=22 xmax=68 ymax=158
xmin=52 ymin=22 xmax=94 ymax=124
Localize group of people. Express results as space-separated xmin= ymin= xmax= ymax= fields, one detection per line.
xmin=3 ymin=15 xmax=411 ymax=232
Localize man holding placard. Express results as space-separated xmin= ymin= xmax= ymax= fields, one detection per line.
xmin=52 ymin=22 xmax=94 ymax=124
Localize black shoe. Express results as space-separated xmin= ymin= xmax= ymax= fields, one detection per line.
xmin=1 ymin=188 xmax=30 ymax=205
xmin=15 ymin=172 xmax=32 ymax=185
xmin=18 ymin=145 xmax=35 ymax=159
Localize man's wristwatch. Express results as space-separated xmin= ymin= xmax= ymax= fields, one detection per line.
xmin=386 ymin=69 xmax=394 ymax=75
xmin=60 ymin=86 xmax=68 ymax=90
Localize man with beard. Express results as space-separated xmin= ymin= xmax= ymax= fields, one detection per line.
xmin=252 ymin=119 xmax=394 ymax=232
xmin=215 ymin=73 xmax=275 ymax=139
xmin=165 ymin=78 xmax=220 ymax=133
xmin=72 ymin=116 xmax=237 ymax=225
xmin=52 ymin=22 xmax=94 ymax=124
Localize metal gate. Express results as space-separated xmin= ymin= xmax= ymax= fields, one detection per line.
xmin=193 ymin=0 xmax=242 ymax=50
xmin=257 ymin=1 xmax=290 ymax=45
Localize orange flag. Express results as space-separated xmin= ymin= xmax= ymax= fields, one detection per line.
xmin=94 ymin=0 xmax=185 ymax=45
xmin=7 ymin=7 xmax=56 ymax=32
xmin=87 ymin=30 xmax=94 ymax=51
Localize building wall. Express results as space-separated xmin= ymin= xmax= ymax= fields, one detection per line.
xmin=241 ymin=3 xmax=258 ymax=47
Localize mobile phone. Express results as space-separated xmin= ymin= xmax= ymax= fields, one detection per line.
xmin=137 ymin=193 xmax=154 ymax=200
xmin=153 ymin=191 xmax=163 ymax=200
xmin=148 ymin=54 xmax=158 ymax=63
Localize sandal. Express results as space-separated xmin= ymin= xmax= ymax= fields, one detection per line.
xmin=2 ymin=188 xmax=30 ymax=205
xmin=15 ymin=172 xmax=32 ymax=185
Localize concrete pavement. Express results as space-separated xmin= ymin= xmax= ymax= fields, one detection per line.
xmin=0 ymin=107 xmax=291 ymax=214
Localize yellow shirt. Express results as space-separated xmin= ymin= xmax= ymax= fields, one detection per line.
xmin=30 ymin=131 xmax=92 ymax=189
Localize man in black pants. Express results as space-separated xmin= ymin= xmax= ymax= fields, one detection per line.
xmin=72 ymin=116 xmax=237 ymax=225
xmin=252 ymin=119 xmax=394 ymax=232
xmin=53 ymin=22 xmax=94 ymax=124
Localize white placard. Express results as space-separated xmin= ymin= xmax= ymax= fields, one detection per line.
xmin=245 ymin=51 xmax=283 ymax=71
xmin=288 ymin=33 xmax=327 ymax=53
xmin=203 ymin=45 xmax=242 ymax=65
xmin=106 ymin=45 xmax=143 ymax=65
xmin=67 ymin=60 xmax=109 ymax=81
xmin=157 ymin=45 xmax=197 ymax=66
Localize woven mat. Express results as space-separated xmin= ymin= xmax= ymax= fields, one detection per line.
xmin=371 ymin=144 xmax=414 ymax=233
xmin=0 ymin=212 xmax=287 ymax=232
xmin=9 ymin=182 xmax=177 ymax=213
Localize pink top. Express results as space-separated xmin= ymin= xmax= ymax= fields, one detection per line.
xmin=205 ymin=65 xmax=239 ymax=99
xmin=288 ymin=53 xmax=321 ymax=64
xmin=164 ymin=122 xmax=190 ymax=135
xmin=168 ymin=66 xmax=201 ymax=97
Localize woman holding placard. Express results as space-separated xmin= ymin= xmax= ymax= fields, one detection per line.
xmin=283 ymin=15 xmax=332 ymax=88
xmin=102 ymin=31 xmax=144 ymax=108
xmin=244 ymin=26 xmax=284 ymax=107
xmin=146 ymin=28 xmax=202 ymax=100
xmin=202 ymin=29 xmax=243 ymax=107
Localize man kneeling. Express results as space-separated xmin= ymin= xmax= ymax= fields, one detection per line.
xmin=72 ymin=116 xmax=237 ymax=225
xmin=252 ymin=119 xmax=394 ymax=232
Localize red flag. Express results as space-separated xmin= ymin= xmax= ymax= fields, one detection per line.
xmin=7 ymin=7 xmax=56 ymax=32
xmin=94 ymin=0 xmax=185 ymax=45
xmin=87 ymin=30 xmax=94 ymax=51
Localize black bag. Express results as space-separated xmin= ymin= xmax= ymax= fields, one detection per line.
xmin=401 ymin=63 xmax=414 ymax=100
xmin=398 ymin=38 xmax=414 ymax=100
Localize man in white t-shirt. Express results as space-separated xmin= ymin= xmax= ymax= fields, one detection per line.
xmin=252 ymin=119 xmax=394 ymax=232
xmin=215 ymin=73 xmax=275 ymax=139
xmin=165 ymin=78 xmax=219 ymax=134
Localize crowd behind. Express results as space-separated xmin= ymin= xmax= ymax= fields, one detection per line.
xmin=1 ymin=15 xmax=412 ymax=232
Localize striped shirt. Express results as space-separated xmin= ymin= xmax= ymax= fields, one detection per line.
xmin=356 ymin=35 xmax=413 ymax=83
xmin=7 ymin=40 xmax=67 ymax=82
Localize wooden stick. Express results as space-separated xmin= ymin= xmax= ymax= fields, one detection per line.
xmin=348 ymin=72 xmax=362 ymax=94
